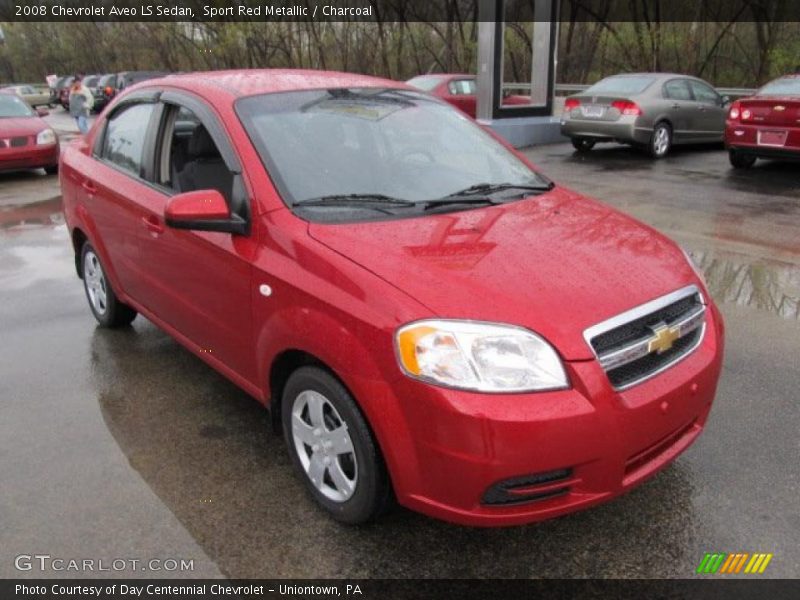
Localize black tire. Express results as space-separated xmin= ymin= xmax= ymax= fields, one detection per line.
xmin=649 ymin=121 xmax=673 ymax=158
xmin=282 ymin=366 xmax=392 ymax=525
xmin=571 ymin=137 xmax=595 ymax=153
xmin=80 ymin=242 xmax=137 ymax=328
xmin=44 ymin=164 xmax=58 ymax=175
xmin=729 ymin=150 xmax=756 ymax=169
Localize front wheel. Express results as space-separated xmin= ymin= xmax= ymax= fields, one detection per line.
xmin=282 ymin=366 xmax=391 ymax=524
xmin=571 ymin=137 xmax=596 ymax=153
xmin=81 ymin=242 xmax=137 ymax=327
xmin=649 ymin=122 xmax=672 ymax=158
xmin=729 ymin=150 xmax=757 ymax=169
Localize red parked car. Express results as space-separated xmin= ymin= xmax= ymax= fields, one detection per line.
xmin=407 ymin=73 xmax=531 ymax=118
xmin=726 ymin=74 xmax=800 ymax=168
xmin=0 ymin=91 xmax=59 ymax=174
xmin=60 ymin=70 xmax=723 ymax=526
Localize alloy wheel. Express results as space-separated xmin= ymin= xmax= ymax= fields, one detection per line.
xmin=291 ymin=390 xmax=358 ymax=502
xmin=652 ymin=125 xmax=671 ymax=157
xmin=83 ymin=250 xmax=108 ymax=315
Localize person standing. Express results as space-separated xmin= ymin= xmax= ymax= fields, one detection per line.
xmin=68 ymin=74 xmax=94 ymax=134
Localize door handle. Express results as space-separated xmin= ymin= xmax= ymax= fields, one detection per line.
xmin=141 ymin=215 xmax=164 ymax=235
xmin=671 ymin=103 xmax=680 ymax=109
xmin=81 ymin=180 xmax=97 ymax=194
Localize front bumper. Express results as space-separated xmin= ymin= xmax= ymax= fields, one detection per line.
xmin=0 ymin=143 xmax=59 ymax=172
xmin=561 ymin=115 xmax=652 ymax=145
xmin=358 ymin=303 xmax=724 ymax=526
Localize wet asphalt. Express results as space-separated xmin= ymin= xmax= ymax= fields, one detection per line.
xmin=0 ymin=138 xmax=798 ymax=579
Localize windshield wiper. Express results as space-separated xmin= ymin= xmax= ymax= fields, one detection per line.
xmin=294 ymin=194 xmax=417 ymax=212
xmin=442 ymin=181 xmax=555 ymax=199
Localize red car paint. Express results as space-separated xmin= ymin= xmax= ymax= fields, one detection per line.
xmin=60 ymin=70 xmax=723 ymax=526
xmin=725 ymin=74 xmax=800 ymax=163
xmin=407 ymin=73 xmax=531 ymax=118
xmin=0 ymin=92 xmax=59 ymax=173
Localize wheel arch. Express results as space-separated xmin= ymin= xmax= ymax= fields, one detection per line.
xmin=71 ymin=227 xmax=88 ymax=278
xmin=257 ymin=308 xmax=418 ymax=499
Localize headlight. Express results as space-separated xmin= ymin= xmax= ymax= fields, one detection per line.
xmin=36 ymin=128 xmax=56 ymax=146
xmin=396 ymin=320 xmax=568 ymax=393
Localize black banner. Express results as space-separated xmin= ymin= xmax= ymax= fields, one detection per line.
xmin=3 ymin=579 xmax=800 ymax=600
xmin=2 ymin=0 xmax=800 ymax=23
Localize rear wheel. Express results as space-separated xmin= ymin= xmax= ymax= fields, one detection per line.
xmin=282 ymin=366 xmax=391 ymax=524
xmin=44 ymin=164 xmax=58 ymax=175
xmin=81 ymin=242 xmax=137 ymax=328
xmin=649 ymin=122 xmax=672 ymax=158
xmin=729 ymin=150 xmax=757 ymax=169
xmin=571 ymin=137 xmax=596 ymax=153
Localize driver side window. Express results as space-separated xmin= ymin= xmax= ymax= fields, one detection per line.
xmin=156 ymin=105 xmax=234 ymax=205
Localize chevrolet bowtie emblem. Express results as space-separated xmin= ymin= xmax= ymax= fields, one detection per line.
xmin=648 ymin=324 xmax=680 ymax=354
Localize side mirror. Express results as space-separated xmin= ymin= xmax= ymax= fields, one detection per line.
xmin=36 ymin=107 xmax=49 ymax=117
xmin=721 ymin=95 xmax=731 ymax=107
xmin=164 ymin=190 xmax=248 ymax=235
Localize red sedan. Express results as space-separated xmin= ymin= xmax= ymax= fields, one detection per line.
xmin=0 ymin=91 xmax=59 ymax=174
xmin=726 ymin=74 xmax=800 ymax=168
xmin=407 ymin=73 xmax=531 ymax=118
xmin=60 ymin=70 xmax=723 ymax=526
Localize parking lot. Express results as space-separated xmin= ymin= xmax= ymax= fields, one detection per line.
xmin=1 ymin=133 xmax=798 ymax=578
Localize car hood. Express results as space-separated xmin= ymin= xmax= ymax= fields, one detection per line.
xmin=308 ymin=187 xmax=698 ymax=360
xmin=0 ymin=117 xmax=47 ymax=137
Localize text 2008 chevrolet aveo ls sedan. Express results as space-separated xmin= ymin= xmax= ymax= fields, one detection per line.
xmin=60 ymin=70 xmax=724 ymax=526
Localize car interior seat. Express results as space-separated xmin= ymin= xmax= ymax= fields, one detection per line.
xmin=177 ymin=125 xmax=233 ymax=204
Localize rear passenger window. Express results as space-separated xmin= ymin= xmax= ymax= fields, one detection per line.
xmin=448 ymin=80 xmax=476 ymax=95
xmin=664 ymin=80 xmax=692 ymax=101
xmin=689 ymin=80 xmax=721 ymax=105
xmin=101 ymin=103 xmax=155 ymax=176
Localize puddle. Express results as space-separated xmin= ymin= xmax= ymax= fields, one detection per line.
xmin=687 ymin=248 xmax=800 ymax=319
xmin=0 ymin=196 xmax=64 ymax=233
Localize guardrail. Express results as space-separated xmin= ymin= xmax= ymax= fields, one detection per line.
xmin=503 ymin=82 xmax=756 ymax=99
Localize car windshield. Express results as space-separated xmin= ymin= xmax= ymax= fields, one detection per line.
xmin=84 ymin=76 xmax=99 ymax=87
xmin=585 ymin=75 xmax=656 ymax=96
xmin=236 ymin=88 xmax=549 ymax=222
xmin=757 ymin=77 xmax=800 ymax=96
xmin=98 ymin=75 xmax=115 ymax=87
xmin=0 ymin=94 xmax=34 ymax=117
xmin=406 ymin=76 xmax=445 ymax=92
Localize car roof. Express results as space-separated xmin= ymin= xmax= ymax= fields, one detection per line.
xmin=154 ymin=69 xmax=407 ymax=99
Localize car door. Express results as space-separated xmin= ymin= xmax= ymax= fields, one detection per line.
xmin=133 ymin=92 xmax=258 ymax=385
xmin=687 ymin=79 xmax=726 ymax=142
xmin=71 ymin=96 xmax=163 ymax=300
xmin=662 ymin=79 xmax=694 ymax=143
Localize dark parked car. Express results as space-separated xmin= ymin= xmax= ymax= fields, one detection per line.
xmin=50 ymin=75 xmax=70 ymax=105
xmin=93 ymin=71 xmax=169 ymax=113
xmin=725 ymin=74 xmax=800 ymax=168
xmin=56 ymin=76 xmax=75 ymax=110
xmin=561 ymin=73 xmax=729 ymax=157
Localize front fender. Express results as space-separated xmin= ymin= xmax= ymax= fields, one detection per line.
xmin=255 ymin=305 xmax=422 ymax=497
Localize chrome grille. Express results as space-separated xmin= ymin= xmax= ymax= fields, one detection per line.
xmin=584 ymin=285 xmax=706 ymax=390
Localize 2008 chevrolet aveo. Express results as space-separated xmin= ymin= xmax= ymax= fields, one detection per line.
xmin=61 ymin=70 xmax=724 ymax=526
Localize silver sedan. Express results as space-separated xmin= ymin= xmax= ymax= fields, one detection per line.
xmin=560 ymin=73 xmax=729 ymax=158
